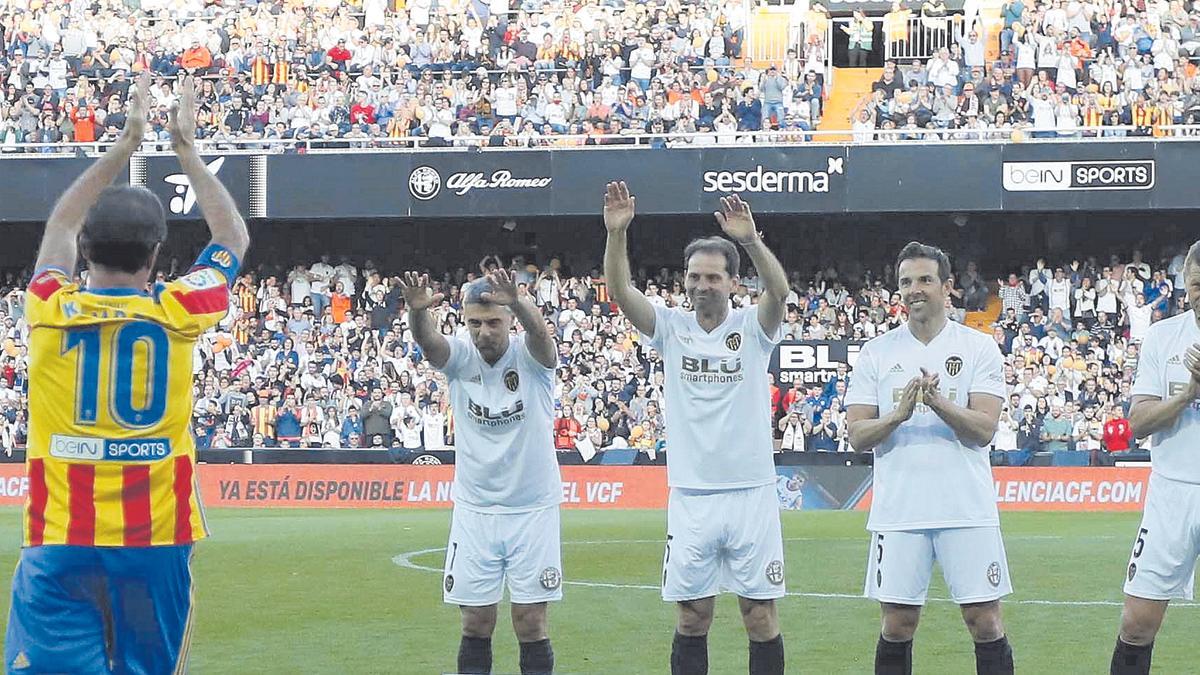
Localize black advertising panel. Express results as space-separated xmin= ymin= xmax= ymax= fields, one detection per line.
xmin=846 ymin=144 xmax=1003 ymax=212
xmin=404 ymin=150 xmax=555 ymax=218
xmin=133 ymin=154 xmax=264 ymax=220
xmin=0 ymin=157 xmax=129 ymax=222
xmin=698 ymin=146 xmax=849 ymax=214
xmin=999 ymin=142 xmax=1156 ymax=212
xmin=3 ymin=141 xmax=1200 ymax=223
xmin=769 ymin=340 xmax=864 ymax=387
xmin=550 ymin=147 xmax=702 ymax=216
xmin=1148 ymin=142 xmax=1199 ymax=211
xmin=266 ymin=153 xmax=411 ymax=219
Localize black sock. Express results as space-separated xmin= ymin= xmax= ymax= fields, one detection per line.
xmin=974 ymin=635 xmax=1014 ymax=675
xmin=875 ymin=635 xmax=913 ymax=675
xmin=519 ymin=638 xmax=554 ymax=675
xmin=457 ymin=635 xmax=492 ymax=674
xmin=749 ymin=634 xmax=784 ymax=675
xmin=1111 ymin=638 xmax=1153 ymax=675
xmin=671 ymin=632 xmax=709 ymax=675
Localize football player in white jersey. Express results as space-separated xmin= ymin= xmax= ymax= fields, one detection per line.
xmin=400 ymin=269 xmax=561 ymax=675
xmin=845 ymin=242 xmax=1013 ymax=675
xmin=602 ymin=181 xmax=789 ymax=675
xmin=1110 ymin=240 xmax=1200 ymax=675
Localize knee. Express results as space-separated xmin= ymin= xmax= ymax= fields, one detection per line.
xmin=740 ymin=599 xmax=780 ymax=641
xmin=677 ymin=600 xmax=714 ymax=636
xmin=461 ymin=607 xmax=497 ymax=639
xmin=881 ymin=605 xmax=920 ymax=642
xmin=512 ymin=604 xmax=548 ymax=642
xmin=962 ymin=602 xmax=1005 ymax=642
xmin=1119 ymin=606 xmax=1162 ymax=646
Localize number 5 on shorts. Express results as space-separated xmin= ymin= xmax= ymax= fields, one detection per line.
xmin=1133 ymin=528 xmax=1148 ymax=559
xmin=875 ymin=534 xmax=884 ymax=587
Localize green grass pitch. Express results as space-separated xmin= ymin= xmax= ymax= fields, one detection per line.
xmin=1 ymin=508 xmax=1197 ymax=673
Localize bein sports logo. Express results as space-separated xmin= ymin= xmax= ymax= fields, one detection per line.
xmin=164 ymin=157 xmax=226 ymax=214
xmin=409 ymin=165 xmax=553 ymax=200
xmin=1002 ymin=160 xmax=1155 ymax=192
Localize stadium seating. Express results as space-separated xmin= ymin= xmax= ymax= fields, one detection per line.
xmin=0 ymin=246 xmax=1187 ymax=462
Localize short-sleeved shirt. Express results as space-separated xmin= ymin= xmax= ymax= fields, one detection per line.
xmin=439 ymin=334 xmax=562 ymax=513
xmin=641 ymin=305 xmax=781 ymax=490
xmin=845 ymin=320 xmax=1005 ymax=531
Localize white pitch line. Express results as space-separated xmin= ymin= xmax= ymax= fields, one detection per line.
xmin=392 ymin=539 xmax=1177 ymax=609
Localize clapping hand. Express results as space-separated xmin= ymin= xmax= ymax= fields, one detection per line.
xmin=1184 ymin=343 xmax=1200 ymax=399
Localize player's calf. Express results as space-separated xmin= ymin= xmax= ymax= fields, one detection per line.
xmin=673 ymin=599 xmax=715 ymax=675
xmin=512 ymin=603 xmax=554 ymax=675
xmin=876 ymin=604 xmax=920 ymax=675
xmin=961 ymin=601 xmax=1013 ymax=675
xmin=458 ymin=605 xmax=498 ymax=675
xmin=739 ymin=597 xmax=784 ymax=675
xmin=1111 ymin=596 xmax=1167 ymax=675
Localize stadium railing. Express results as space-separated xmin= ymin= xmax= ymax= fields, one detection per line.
xmin=2 ymin=125 xmax=1199 ymax=156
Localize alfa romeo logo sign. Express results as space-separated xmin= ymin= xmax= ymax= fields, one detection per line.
xmin=409 ymin=166 xmax=441 ymax=200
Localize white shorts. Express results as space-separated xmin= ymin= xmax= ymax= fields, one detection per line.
xmin=442 ymin=504 xmax=563 ymax=607
xmin=662 ymin=484 xmax=786 ymax=602
xmin=863 ymin=527 xmax=1013 ymax=606
xmin=1124 ymin=473 xmax=1200 ymax=601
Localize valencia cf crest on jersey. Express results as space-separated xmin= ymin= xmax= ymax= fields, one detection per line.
xmin=725 ymin=332 xmax=743 ymax=351
xmin=944 ymin=356 xmax=964 ymax=377
xmin=503 ymin=369 xmax=520 ymax=392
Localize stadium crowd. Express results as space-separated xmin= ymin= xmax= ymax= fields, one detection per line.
xmin=0 ymin=0 xmax=836 ymax=152
xmin=0 ymin=244 xmax=1191 ymax=464
xmin=855 ymin=0 xmax=1200 ymax=139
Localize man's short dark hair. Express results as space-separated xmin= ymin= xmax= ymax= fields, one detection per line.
xmin=78 ymin=186 xmax=167 ymax=274
xmin=683 ymin=236 xmax=739 ymax=277
xmin=895 ymin=241 xmax=952 ymax=283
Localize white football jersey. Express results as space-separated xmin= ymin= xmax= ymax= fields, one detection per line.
xmin=845 ymin=320 xmax=1005 ymax=531
xmin=642 ymin=305 xmax=779 ymax=490
xmin=440 ymin=334 xmax=563 ymax=513
xmin=1131 ymin=312 xmax=1200 ymax=484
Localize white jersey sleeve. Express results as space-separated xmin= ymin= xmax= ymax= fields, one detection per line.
xmin=969 ymin=338 xmax=1007 ymax=400
xmin=845 ymin=341 xmax=880 ymax=408
xmin=1131 ymin=326 xmax=1165 ymax=399
xmin=1130 ymin=314 xmax=1200 ymax=484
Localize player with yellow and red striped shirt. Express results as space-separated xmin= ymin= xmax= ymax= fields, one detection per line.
xmin=5 ymin=74 xmax=249 ymax=675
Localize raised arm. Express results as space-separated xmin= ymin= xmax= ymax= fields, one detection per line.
xmin=398 ymin=272 xmax=450 ymax=369
xmin=35 ymin=72 xmax=151 ymax=274
xmin=480 ymin=268 xmax=557 ymax=368
xmin=168 ymin=75 xmax=249 ymax=261
xmin=713 ymin=194 xmax=787 ymax=335
xmin=603 ymin=181 xmax=656 ymax=336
